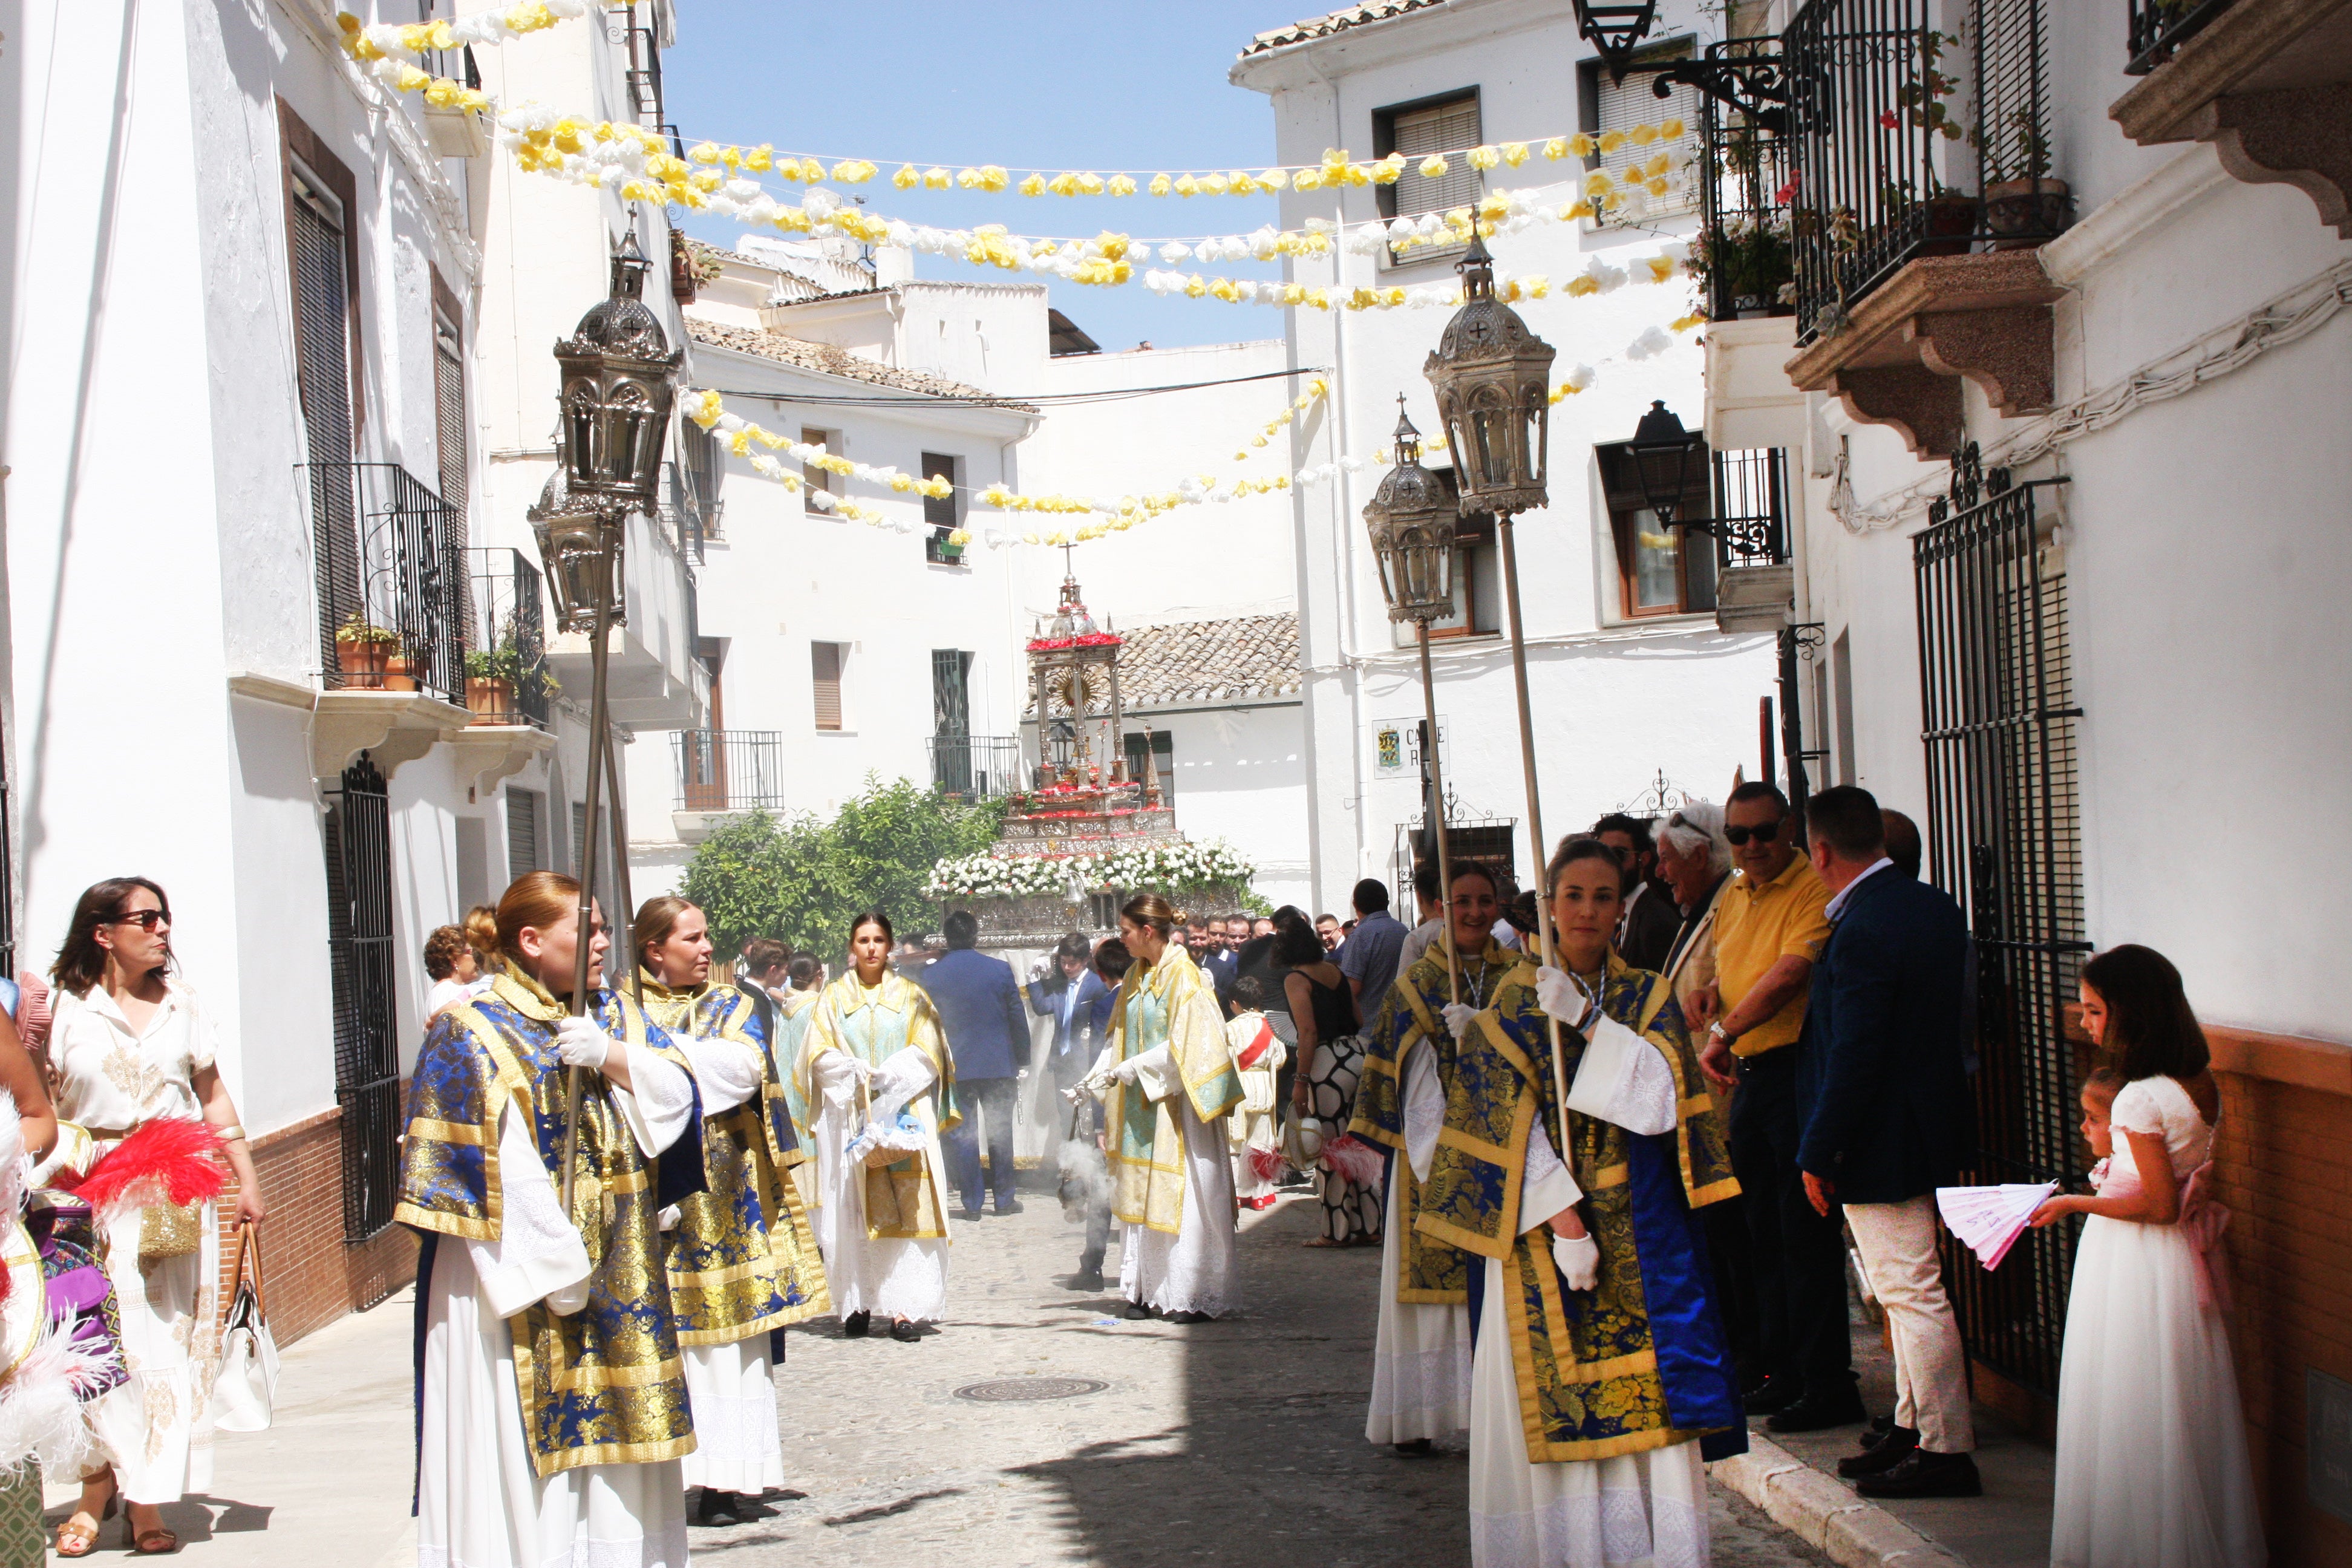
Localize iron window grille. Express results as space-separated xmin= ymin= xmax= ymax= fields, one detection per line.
xmin=466 ymin=548 xmax=554 ymax=729
xmin=1784 ymin=0 xmax=2059 ymax=343
xmin=324 ymin=754 xmax=401 ymax=1243
xmin=1696 ymin=36 xmax=1797 ymax=321
xmin=929 ymin=735 xmax=1021 ymax=800
xmin=675 ymin=729 xmax=789 ymax=811
xmin=304 ymin=462 xmax=467 ymax=705
xmin=2125 ymin=0 xmax=2238 ymax=74
xmin=1713 ymin=446 xmax=1792 ymax=569
xmin=1913 ymin=443 xmax=2088 ymax=1397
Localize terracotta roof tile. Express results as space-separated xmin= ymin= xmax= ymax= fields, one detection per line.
xmin=686 ymin=319 xmax=1035 ymax=409
xmin=1113 ymin=613 xmax=1301 ymax=708
xmin=1241 ymin=0 xmax=1452 ymax=56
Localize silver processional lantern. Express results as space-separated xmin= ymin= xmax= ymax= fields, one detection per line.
xmin=554 ymin=231 xmax=682 ymax=517
xmin=527 ymin=469 xmax=624 ymax=637
xmin=1423 ymin=234 xmax=1557 ymax=519
xmin=1361 ymin=403 xmax=1458 ymax=624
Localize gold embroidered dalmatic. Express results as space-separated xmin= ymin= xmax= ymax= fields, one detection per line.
xmin=636 ymin=975 xmax=830 ymax=1345
xmin=1104 ymin=945 xmax=1244 ymax=1235
xmin=397 ymin=969 xmax=696 ymax=1477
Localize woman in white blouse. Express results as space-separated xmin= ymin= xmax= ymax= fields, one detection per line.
xmin=47 ymin=877 xmax=265 ymax=1558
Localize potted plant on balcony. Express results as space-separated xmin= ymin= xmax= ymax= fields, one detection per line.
xmin=1985 ymin=110 xmax=2071 ymax=248
xmin=1890 ymin=30 xmax=1978 ymax=256
xmin=1688 ymin=211 xmax=1795 ymax=318
xmin=382 ymin=647 xmax=420 ymax=693
xmin=464 ymin=643 xmax=521 ymax=725
xmin=335 ymin=613 xmax=398 ymax=689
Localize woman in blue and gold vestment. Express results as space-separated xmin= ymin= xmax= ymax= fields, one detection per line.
xmin=1082 ymin=893 xmax=1244 ymax=1322
xmin=400 ymin=872 xmax=702 ymax=1568
xmin=1351 ymin=860 xmax=1529 ymax=1453
xmin=1417 ymin=839 xmax=1744 ymax=1568
xmin=797 ymin=912 xmax=959 ymax=1342
xmin=635 ymin=896 xmax=829 ymax=1527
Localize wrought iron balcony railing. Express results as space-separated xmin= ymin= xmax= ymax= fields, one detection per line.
xmin=1784 ymin=0 xmax=2060 ymax=342
xmin=929 ymin=734 xmax=1022 ymax=800
xmin=1695 ymin=37 xmax=1797 ymax=322
xmin=465 ymin=549 xmax=554 ymax=729
xmin=2125 ymin=0 xmax=2238 ymax=74
xmin=675 ymin=729 xmax=788 ymax=812
xmin=304 ymin=462 xmax=466 ymax=705
xmin=1713 ymin=448 xmax=1792 ymax=570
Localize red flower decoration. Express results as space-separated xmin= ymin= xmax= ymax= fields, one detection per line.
xmin=1774 ymin=169 xmax=1802 ymax=204
xmin=1878 ymin=109 xmax=1900 ymax=131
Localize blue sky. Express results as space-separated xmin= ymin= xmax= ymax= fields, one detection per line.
xmin=662 ymin=0 xmax=1307 ymax=354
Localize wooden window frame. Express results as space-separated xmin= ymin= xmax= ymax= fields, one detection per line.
xmin=278 ymin=100 xmax=366 ymax=444
xmin=921 ymin=452 xmax=965 ymax=564
xmin=802 ymin=426 xmax=838 ymax=514
xmin=1372 ymin=87 xmax=1483 ymax=269
xmin=811 ymin=641 xmax=846 ymax=732
xmin=1416 ymin=512 xmax=1503 ymax=642
xmin=1595 ymin=440 xmax=1714 ymax=619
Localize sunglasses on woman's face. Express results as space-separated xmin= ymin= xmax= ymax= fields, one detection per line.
xmin=111 ymin=909 xmax=171 ymax=932
xmin=1723 ymin=819 xmax=1783 ymax=848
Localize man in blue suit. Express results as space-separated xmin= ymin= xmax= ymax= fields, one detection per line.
xmin=1793 ymin=786 xmax=1981 ymax=1501
xmin=1028 ymin=932 xmax=1112 ymax=1103
xmin=922 ymin=910 xmax=1033 ymax=1218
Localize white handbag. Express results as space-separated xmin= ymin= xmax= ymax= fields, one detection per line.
xmin=210 ymin=1220 xmax=279 ymax=1434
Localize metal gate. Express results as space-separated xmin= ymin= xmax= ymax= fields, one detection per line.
xmin=324 ymin=754 xmax=402 ymax=1244
xmin=1912 ymin=445 xmax=2088 ymax=1397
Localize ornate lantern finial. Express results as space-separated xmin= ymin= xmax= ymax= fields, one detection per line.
xmin=554 ymin=230 xmax=684 ymax=515
xmin=1362 ymin=397 xmax=1460 ymax=624
xmin=1423 ymin=235 xmax=1557 ymax=518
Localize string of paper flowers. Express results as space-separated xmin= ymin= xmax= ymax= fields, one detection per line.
xmin=336 ymin=2 xmax=620 ymax=105
xmin=336 ymin=12 xmax=1685 ymax=203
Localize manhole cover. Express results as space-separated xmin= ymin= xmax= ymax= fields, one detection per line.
xmin=953 ymin=1377 xmax=1108 ymax=1403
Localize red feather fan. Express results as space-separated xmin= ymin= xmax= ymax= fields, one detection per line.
xmin=1317 ymin=1133 xmax=1386 ymax=1189
xmin=1247 ymin=1145 xmax=1289 ymax=1183
xmin=59 ymin=1119 xmax=229 ymax=1226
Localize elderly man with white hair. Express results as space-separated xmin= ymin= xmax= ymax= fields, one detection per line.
xmin=1653 ymin=800 xmax=1763 ymax=1390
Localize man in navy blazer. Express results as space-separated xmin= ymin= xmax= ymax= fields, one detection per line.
xmin=921 ymin=909 xmax=1033 ymax=1218
xmin=1793 ymin=787 xmax=1981 ymax=1500
xmin=1028 ymin=932 xmax=1112 ymax=1100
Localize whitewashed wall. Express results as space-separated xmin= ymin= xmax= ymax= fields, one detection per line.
xmin=1235 ymin=0 xmax=1777 ymax=910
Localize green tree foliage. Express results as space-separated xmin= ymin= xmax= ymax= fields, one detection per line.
xmin=678 ymin=774 xmax=1007 ymax=963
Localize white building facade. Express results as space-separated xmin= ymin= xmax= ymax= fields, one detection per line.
xmin=0 ymin=0 xmax=705 ymax=1340
xmin=1233 ymin=0 xmax=1782 ymax=913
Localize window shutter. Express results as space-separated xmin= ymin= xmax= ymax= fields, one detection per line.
xmin=921 ymin=452 xmax=957 ymax=529
xmin=506 ymin=787 xmax=541 ymax=881
xmin=1592 ymin=56 xmax=1700 ymax=224
xmin=802 ymin=427 xmax=834 ymax=512
xmin=1389 ymin=97 xmax=1483 ymax=218
xmin=292 ymin=172 xmax=362 ymax=673
xmin=812 ymin=642 xmax=843 ymax=731
xmin=433 ymin=309 xmax=468 ymax=526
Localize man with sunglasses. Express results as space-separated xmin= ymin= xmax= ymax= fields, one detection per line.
xmin=1696 ymin=782 xmax=1857 ymax=1433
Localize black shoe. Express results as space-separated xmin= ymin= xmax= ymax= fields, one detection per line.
xmin=1837 ymin=1426 xmax=1919 ymax=1478
xmin=1073 ymin=1268 xmax=1105 ymax=1292
xmin=996 ymin=1198 xmax=1025 ymax=1215
xmin=1766 ymin=1388 xmax=1869 ymax=1433
xmin=1741 ymin=1374 xmax=1803 ymax=1416
xmin=1163 ymin=1310 xmax=1209 ymax=1324
xmin=1856 ymin=1449 xmax=1982 ymax=1499
xmin=841 ymin=1310 xmax=871 ymax=1339
xmin=1861 ymin=1414 xmax=1899 ymax=1448
xmin=1122 ymin=1302 xmax=1152 ymax=1320
xmin=1393 ymin=1439 xmax=1433 ymax=1457
xmin=696 ymin=1489 xmax=742 ymax=1526
xmin=956 ymin=1206 xmax=986 ymax=1221
xmin=889 ymin=1318 xmax=921 ymax=1342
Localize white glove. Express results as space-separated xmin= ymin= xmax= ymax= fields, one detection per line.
xmin=1535 ymin=966 xmax=1598 ymax=1032
xmin=555 ymin=1016 xmax=614 ymax=1071
xmin=1029 ymin=956 xmax=1051 ymax=982
xmin=1111 ymin=1056 xmax=1144 ymax=1086
xmin=848 ymin=1055 xmax=875 ymax=1083
xmin=1017 ymin=1068 xmax=1031 ymax=1082
xmin=1441 ymin=1002 xmax=1477 ymax=1041
xmin=1552 ymin=1229 xmax=1600 ymax=1292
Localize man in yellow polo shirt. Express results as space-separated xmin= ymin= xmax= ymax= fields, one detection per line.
xmin=1697 ymin=782 xmax=1858 ymax=1432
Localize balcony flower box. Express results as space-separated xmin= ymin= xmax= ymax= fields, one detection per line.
xmin=334 ymin=615 xmax=397 ymax=689
xmin=382 ymin=653 xmax=420 ymax=693
xmin=466 ymin=677 xmax=516 ymax=725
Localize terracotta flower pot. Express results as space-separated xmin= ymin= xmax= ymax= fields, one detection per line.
xmin=1984 ymin=178 xmax=2071 ymax=249
xmin=382 ymin=654 xmax=419 ymax=693
xmin=467 ymin=676 xmax=515 ymax=725
xmin=1916 ymin=195 xmax=1980 ymax=258
xmin=336 ymin=639 xmax=388 ymax=690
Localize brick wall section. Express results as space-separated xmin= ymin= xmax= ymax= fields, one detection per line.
xmin=212 ymin=1105 xmax=416 ymax=1349
xmin=2206 ymin=1026 xmax=2352 ymax=1567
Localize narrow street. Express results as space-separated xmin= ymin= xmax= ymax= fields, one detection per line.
xmin=93 ymin=1178 xmax=1826 ymax=1567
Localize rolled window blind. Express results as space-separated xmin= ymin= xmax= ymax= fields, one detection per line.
xmin=1388 ymin=97 xmax=1483 ymax=219
xmin=812 ymin=642 xmax=843 ymax=731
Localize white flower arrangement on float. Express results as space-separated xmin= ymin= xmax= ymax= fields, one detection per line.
xmin=926 ymin=840 xmax=1255 ymax=900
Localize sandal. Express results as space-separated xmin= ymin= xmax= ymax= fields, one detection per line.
xmin=56 ymin=1491 xmax=116 ymax=1558
xmin=133 ymin=1527 xmax=180 ymax=1555
xmin=1301 ymin=1236 xmax=1346 ymax=1248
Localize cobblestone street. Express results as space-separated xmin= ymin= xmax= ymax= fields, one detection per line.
xmin=696 ymin=1180 xmax=1826 ymax=1567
